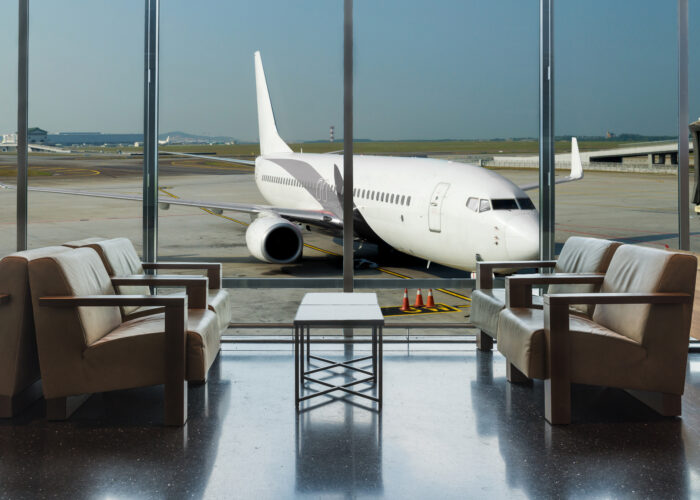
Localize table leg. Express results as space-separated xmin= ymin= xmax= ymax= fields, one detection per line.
xmin=306 ymin=327 xmax=310 ymax=367
xmin=372 ymin=327 xmax=377 ymax=381
xmin=378 ymin=326 xmax=383 ymax=410
xmin=294 ymin=326 xmax=299 ymax=409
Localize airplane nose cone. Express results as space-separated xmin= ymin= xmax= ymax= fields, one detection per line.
xmin=505 ymin=214 xmax=540 ymax=260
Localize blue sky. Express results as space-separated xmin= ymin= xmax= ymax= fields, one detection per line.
xmin=0 ymin=0 xmax=697 ymax=141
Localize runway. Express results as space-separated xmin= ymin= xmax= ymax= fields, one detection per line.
xmin=0 ymin=153 xmax=697 ymax=330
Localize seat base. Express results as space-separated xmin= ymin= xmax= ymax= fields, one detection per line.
xmin=476 ymin=329 xmax=493 ymax=351
xmin=627 ymin=389 xmax=681 ymax=417
xmin=46 ymin=394 xmax=92 ymax=421
xmin=0 ymin=379 xmax=43 ymax=418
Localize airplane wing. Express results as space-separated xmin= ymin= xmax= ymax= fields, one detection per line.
xmin=0 ymin=182 xmax=342 ymax=228
xmin=518 ymin=137 xmax=583 ymax=191
xmin=160 ymin=151 xmax=256 ymax=166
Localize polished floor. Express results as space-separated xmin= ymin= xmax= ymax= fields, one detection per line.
xmin=1 ymin=344 xmax=700 ymax=499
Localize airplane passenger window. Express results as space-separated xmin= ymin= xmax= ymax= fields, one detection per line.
xmin=407 ymin=196 xmax=411 ymax=206
xmin=516 ymin=197 xmax=536 ymax=210
xmin=390 ymin=194 xmax=394 ymax=203
xmin=400 ymin=195 xmax=405 ymax=205
xmin=466 ymin=197 xmax=479 ymax=212
xmin=479 ymin=199 xmax=491 ymax=212
xmin=491 ymin=199 xmax=519 ymax=210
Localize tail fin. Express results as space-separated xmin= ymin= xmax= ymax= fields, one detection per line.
xmin=254 ymin=51 xmax=292 ymax=155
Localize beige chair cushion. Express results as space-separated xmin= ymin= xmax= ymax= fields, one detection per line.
xmin=497 ymin=307 xmax=648 ymax=388
xmin=62 ymin=237 xmax=107 ymax=249
xmin=0 ymin=246 xmax=70 ymax=398
xmin=87 ymin=308 xmax=220 ymax=387
xmin=549 ymin=237 xmax=622 ymax=316
xmin=28 ymin=248 xmax=123 ymax=398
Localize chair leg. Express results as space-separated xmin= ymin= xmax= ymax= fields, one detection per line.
xmin=476 ymin=329 xmax=493 ymax=351
xmin=544 ymin=377 xmax=571 ymax=425
xmin=46 ymin=394 xmax=91 ymax=421
xmin=626 ymin=389 xmax=681 ymax=417
xmin=506 ymin=362 xmax=531 ymax=384
xmin=0 ymin=380 xmax=43 ymax=418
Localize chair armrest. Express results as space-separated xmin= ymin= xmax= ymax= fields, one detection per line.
xmin=40 ymin=294 xmax=188 ymax=426
xmin=505 ymin=274 xmax=605 ymax=308
xmin=142 ymin=262 xmax=222 ymax=289
xmin=111 ymin=275 xmax=208 ymax=309
xmin=39 ymin=294 xmax=187 ymax=308
xmin=0 ymin=294 xmax=9 ymax=305
xmin=476 ymin=260 xmax=557 ymax=289
xmin=544 ymin=292 xmax=692 ymax=307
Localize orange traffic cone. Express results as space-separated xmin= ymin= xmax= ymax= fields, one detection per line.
xmin=400 ymin=288 xmax=410 ymax=311
xmin=414 ymin=288 xmax=424 ymax=307
xmin=426 ymin=289 xmax=435 ymax=307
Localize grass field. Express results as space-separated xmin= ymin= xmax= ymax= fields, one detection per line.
xmin=69 ymin=139 xmax=636 ymax=158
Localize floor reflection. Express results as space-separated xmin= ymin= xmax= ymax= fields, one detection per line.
xmin=472 ymin=350 xmax=689 ymax=498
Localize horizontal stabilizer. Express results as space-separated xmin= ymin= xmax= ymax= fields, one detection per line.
xmin=519 ymin=137 xmax=584 ymax=191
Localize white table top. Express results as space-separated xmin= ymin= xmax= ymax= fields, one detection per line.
xmin=294 ymin=293 xmax=384 ymax=326
xmin=300 ymin=292 xmax=379 ymax=306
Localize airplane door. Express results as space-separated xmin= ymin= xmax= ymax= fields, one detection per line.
xmin=428 ymin=183 xmax=450 ymax=232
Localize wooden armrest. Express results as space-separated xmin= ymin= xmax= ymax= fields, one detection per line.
xmin=507 ymin=273 xmax=605 ymax=286
xmin=476 ymin=260 xmax=557 ymax=289
xmin=544 ymin=292 xmax=692 ymax=306
xmin=141 ymin=262 xmax=222 ymax=289
xmin=0 ymin=294 xmax=9 ymax=305
xmin=40 ymin=293 xmax=188 ymax=426
xmin=111 ymin=275 xmax=208 ymax=309
xmin=505 ymin=274 xmax=605 ymax=308
xmin=40 ymin=294 xmax=187 ymax=308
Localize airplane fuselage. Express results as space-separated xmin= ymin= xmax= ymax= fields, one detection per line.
xmin=254 ymin=152 xmax=540 ymax=271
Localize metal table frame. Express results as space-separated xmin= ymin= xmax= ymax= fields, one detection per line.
xmin=293 ymin=293 xmax=384 ymax=410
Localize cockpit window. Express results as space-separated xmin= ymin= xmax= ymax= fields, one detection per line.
xmin=516 ymin=197 xmax=536 ymax=210
xmin=466 ymin=197 xmax=479 ymax=212
xmin=491 ymin=199 xmax=519 ymax=210
xmin=479 ymin=199 xmax=491 ymax=212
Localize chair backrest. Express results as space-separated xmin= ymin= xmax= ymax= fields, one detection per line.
xmin=593 ymin=245 xmax=696 ymax=348
xmin=548 ymin=237 xmax=622 ymax=316
xmin=62 ymin=237 xmax=108 ymax=249
xmin=0 ymin=246 xmax=70 ymax=398
xmin=28 ymin=248 xmax=122 ymax=395
xmin=69 ymin=237 xmax=149 ymax=317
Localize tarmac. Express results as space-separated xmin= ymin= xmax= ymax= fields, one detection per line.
xmin=0 ymin=153 xmax=697 ymax=334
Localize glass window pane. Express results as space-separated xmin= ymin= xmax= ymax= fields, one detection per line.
xmin=0 ymin=1 xmax=17 ymax=257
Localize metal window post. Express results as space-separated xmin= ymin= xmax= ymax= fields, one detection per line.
xmin=17 ymin=0 xmax=29 ymax=251
xmin=678 ymin=0 xmax=689 ymax=250
xmin=142 ymin=0 xmax=159 ymax=264
xmin=539 ymin=0 xmax=555 ymax=260
xmin=343 ymin=0 xmax=354 ymax=292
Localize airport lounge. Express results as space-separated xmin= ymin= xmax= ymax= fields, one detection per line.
xmin=1 ymin=1 xmax=700 ymax=498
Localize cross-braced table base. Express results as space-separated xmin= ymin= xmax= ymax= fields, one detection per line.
xmin=294 ymin=326 xmax=383 ymax=410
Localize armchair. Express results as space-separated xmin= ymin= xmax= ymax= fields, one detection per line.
xmin=497 ymin=244 xmax=696 ymax=424
xmin=470 ymin=237 xmax=620 ymax=351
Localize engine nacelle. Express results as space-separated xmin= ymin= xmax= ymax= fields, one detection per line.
xmin=245 ymin=214 xmax=303 ymax=264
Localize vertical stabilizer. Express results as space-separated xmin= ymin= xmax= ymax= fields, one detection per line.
xmin=254 ymin=51 xmax=292 ymax=155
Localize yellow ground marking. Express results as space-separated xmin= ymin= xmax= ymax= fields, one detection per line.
xmin=169 ymin=159 xmax=254 ymax=171
xmin=381 ymin=303 xmax=461 ymax=317
xmin=30 ymin=166 xmax=101 ymax=177
xmin=376 ymin=266 xmax=471 ymax=303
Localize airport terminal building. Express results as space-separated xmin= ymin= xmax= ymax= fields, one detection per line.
xmin=0 ymin=2 xmax=699 ymax=499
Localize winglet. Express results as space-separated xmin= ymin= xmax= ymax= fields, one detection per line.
xmin=254 ymin=51 xmax=292 ymax=156
xmin=570 ymin=137 xmax=583 ymax=181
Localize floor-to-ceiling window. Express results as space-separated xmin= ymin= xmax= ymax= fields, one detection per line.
xmin=26 ymin=0 xmax=144 ymax=250
xmin=0 ymin=1 xmax=18 ymax=256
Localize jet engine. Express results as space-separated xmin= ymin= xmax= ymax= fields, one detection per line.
xmin=245 ymin=214 xmax=303 ymax=264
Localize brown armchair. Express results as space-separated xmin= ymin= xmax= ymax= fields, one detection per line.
xmin=497 ymin=245 xmax=696 ymax=424
xmin=28 ymin=247 xmax=219 ymax=425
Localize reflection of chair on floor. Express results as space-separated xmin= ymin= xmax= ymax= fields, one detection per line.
xmin=0 ymin=247 xmax=71 ymax=417
xmin=471 ymin=237 xmax=621 ymax=351
xmin=29 ymin=247 xmax=219 ymax=425
xmin=295 ymin=405 xmax=382 ymax=496
xmin=498 ymin=245 xmax=696 ymax=424
xmin=64 ymin=237 xmax=232 ymax=336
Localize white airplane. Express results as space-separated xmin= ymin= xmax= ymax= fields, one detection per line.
xmin=1 ymin=51 xmax=583 ymax=271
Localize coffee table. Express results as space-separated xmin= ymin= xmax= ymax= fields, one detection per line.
xmin=294 ymin=293 xmax=384 ymax=409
